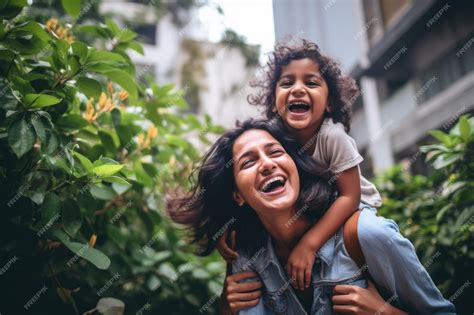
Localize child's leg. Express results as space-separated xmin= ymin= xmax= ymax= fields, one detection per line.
xmin=357 ymin=206 xmax=456 ymax=314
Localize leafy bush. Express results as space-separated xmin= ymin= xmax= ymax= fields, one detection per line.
xmin=375 ymin=115 xmax=474 ymax=314
xmin=0 ymin=1 xmax=225 ymax=314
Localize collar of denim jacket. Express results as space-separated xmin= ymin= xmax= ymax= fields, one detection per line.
xmin=250 ymin=231 xmax=337 ymax=273
xmin=317 ymin=233 xmax=336 ymax=266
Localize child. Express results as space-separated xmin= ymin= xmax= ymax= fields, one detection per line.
xmin=216 ymin=39 xmax=382 ymax=291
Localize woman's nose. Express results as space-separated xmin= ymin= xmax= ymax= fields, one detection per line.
xmin=258 ymin=156 xmax=277 ymax=175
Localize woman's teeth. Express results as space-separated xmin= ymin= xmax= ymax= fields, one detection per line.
xmin=260 ymin=176 xmax=285 ymax=193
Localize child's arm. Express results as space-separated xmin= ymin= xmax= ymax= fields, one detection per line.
xmin=286 ymin=166 xmax=361 ymax=290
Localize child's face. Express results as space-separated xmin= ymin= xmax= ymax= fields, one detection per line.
xmin=273 ymin=58 xmax=330 ymax=135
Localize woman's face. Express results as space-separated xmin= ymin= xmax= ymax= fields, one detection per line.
xmin=232 ymin=129 xmax=300 ymax=214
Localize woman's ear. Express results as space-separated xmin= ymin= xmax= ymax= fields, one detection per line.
xmin=271 ymin=105 xmax=277 ymax=113
xmin=233 ymin=191 xmax=245 ymax=206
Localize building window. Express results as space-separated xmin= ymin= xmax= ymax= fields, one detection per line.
xmin=414 ymin=33 xmax=473 ymax=105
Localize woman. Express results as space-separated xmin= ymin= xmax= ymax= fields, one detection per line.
xmin=168 ymin=119 xmax=455 ymax=314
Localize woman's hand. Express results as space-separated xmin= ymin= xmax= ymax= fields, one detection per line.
xmin=332 ymin=281 xmax=408 ymax=315
xmin=223 ymin=271 xmax=263 ymax=314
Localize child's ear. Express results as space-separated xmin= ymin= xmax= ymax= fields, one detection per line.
xmin=271 ymin=105 xmax=277 ymax=113
xmin=326 ymin=97 xmax=333 ymax=113
xmin=233 ymin=191 xmax=245 ymax=206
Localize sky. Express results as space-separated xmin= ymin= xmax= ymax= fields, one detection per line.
xmin=197 ymin=0 xmax=276 ymax=58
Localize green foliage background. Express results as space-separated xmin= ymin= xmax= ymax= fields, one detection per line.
xmin=375 ymin=115 xmax=474 ymax=314
xmin=1 ymin=1 xmax=225 ymax=314
xmin=0 ymin=1 xmax=473 ymax=315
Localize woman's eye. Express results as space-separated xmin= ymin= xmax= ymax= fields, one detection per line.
xmin=242 ymin=160 xmax=254 ymax=168
xmin=270 ymin=150 xmax=283 ymax=156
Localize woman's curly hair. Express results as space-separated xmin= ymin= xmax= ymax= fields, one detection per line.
xmin=248 ymin=38 xmax=359 ymax=132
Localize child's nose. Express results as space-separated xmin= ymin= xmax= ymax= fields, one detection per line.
xmin=291 ymin=83 xmax=306 ymax=96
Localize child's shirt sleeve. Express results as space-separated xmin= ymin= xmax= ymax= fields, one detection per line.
xmin=320 ymin=121 xmax=363 ymax=174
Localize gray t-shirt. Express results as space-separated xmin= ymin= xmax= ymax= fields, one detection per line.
xmin=310 ymin=118 xmax=382 ymax=207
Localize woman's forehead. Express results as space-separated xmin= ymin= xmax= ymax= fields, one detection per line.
xmin=232 ymin=129 xmax=281 ymax=157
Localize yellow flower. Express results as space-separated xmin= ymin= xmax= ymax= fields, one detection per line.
xmin=46 ymin=18 xmax=58 ymax=32
xmin=104 ymin=98 xmax=115 ymax=112
xmin=88 ymin=234 xmax=97 ymax=247
xmin=56 ymin=27 xmax=65 ymax=38
xmin=84 ymin=99 xmax=97 ymax=123
xmin=98 ymin=92 xmax=107 ymax=109
xmin=148 ymin=125 xmax=158 ymax=139
xmin=137 ymin=133 xmax=150 ymax=149
xmin=118 ymin=90 xmax=129 ymax=101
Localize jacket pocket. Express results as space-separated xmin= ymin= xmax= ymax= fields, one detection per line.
xmin=262 ymin=290 xmax=288 ymax=314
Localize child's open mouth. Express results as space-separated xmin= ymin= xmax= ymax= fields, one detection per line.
xmin=287 ymin=102 xmax=310 ymax=114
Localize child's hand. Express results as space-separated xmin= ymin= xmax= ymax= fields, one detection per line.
xmin=286 ymin=241 xmax=316 ymax=290
xmin=216 ymin=230 xmax=239 ymax=262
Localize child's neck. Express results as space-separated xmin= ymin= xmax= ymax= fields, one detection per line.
xmin=291 ymin=125 xmax=321 ymax=155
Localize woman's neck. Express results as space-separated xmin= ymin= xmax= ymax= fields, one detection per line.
xmin=258 ymin=208 xmax=311 ymax=250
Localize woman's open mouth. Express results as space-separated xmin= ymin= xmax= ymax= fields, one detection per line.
xmin=259 ymin=175 xmax=287 ymax=195
xmin=287 ymin=102 xmax=310 ymax=114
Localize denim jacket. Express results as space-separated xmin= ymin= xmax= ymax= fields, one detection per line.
xmin=232 ymin=205 xmax=456 ymax=315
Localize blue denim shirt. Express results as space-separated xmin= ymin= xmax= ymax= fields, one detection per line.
xmin=232 ymin=205 xmax=456 ymax=315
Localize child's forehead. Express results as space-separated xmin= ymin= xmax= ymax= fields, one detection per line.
xmin=279 ymin=58 xmax=323 ymax=77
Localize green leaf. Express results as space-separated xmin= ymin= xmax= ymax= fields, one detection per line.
xmin=0 ymin=0 xmax=27 ymax=19
xmin=111 ymin=108 xmax=121 ymax=128
xmin=432 ymin=153 xmax=462 ymax=169
xmin=24 ymin=94 xmax=62 ymax=108
xmin=62 ymin=240 xmax=111 ymax=270
xmin=102 ymin=176 xmax=130 ymax=185
xmin=57 ymin=114 xmax=88 ymax=130
xmin=147 ymin=275 xmax=161 ymax=291
xmin=76 ymin=77 xmax=102 ymax=99
xmin=112 ymin=182 xmax=131 ymax=195
xmin=127 ymin=41 xmax=144 ymax=55
xmin=105 ymin=18 xmax=120 ymax=36
xmin=90 ymin=184 xmax=115 ymax=200
xmin=98 ymin=129 xmax=120 ymax=152
xmin=73 ymin=151 xmax=93 ymax=171
xmin=87 ymin=51 xmax=126 ymax=63
xmin=41 ymin=193 xmax=61 ymax=222
xmin=458 ymin=116 xmax=471 ymax=142
xmin=21 ymin=21 xmax=50 ymax=42
xmin=8 ymin=118 xmax=35 ymax=158
xmin=71 ymin=42 xmax=89 ymax=64
xmin=116 ymin=29 xmax=137 ymax=43
xmin=92 ymin=164 xmax=124 ymax=176
xmin=429 ymin=130 xmax=451 ymax=147
xmin=30 ymin=114 xmax=47 ymax=142
xmin=61 ymin=0 xmax=81 ymax=18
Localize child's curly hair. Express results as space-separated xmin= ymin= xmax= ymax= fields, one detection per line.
xmin=248 ymin=39 xmax=359 ymax=132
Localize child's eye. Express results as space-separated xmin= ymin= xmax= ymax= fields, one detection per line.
xmin=307 ymin=81 xmax=319 ymax=87
xmin=280 ymin=81 xmax=293 ymax=87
